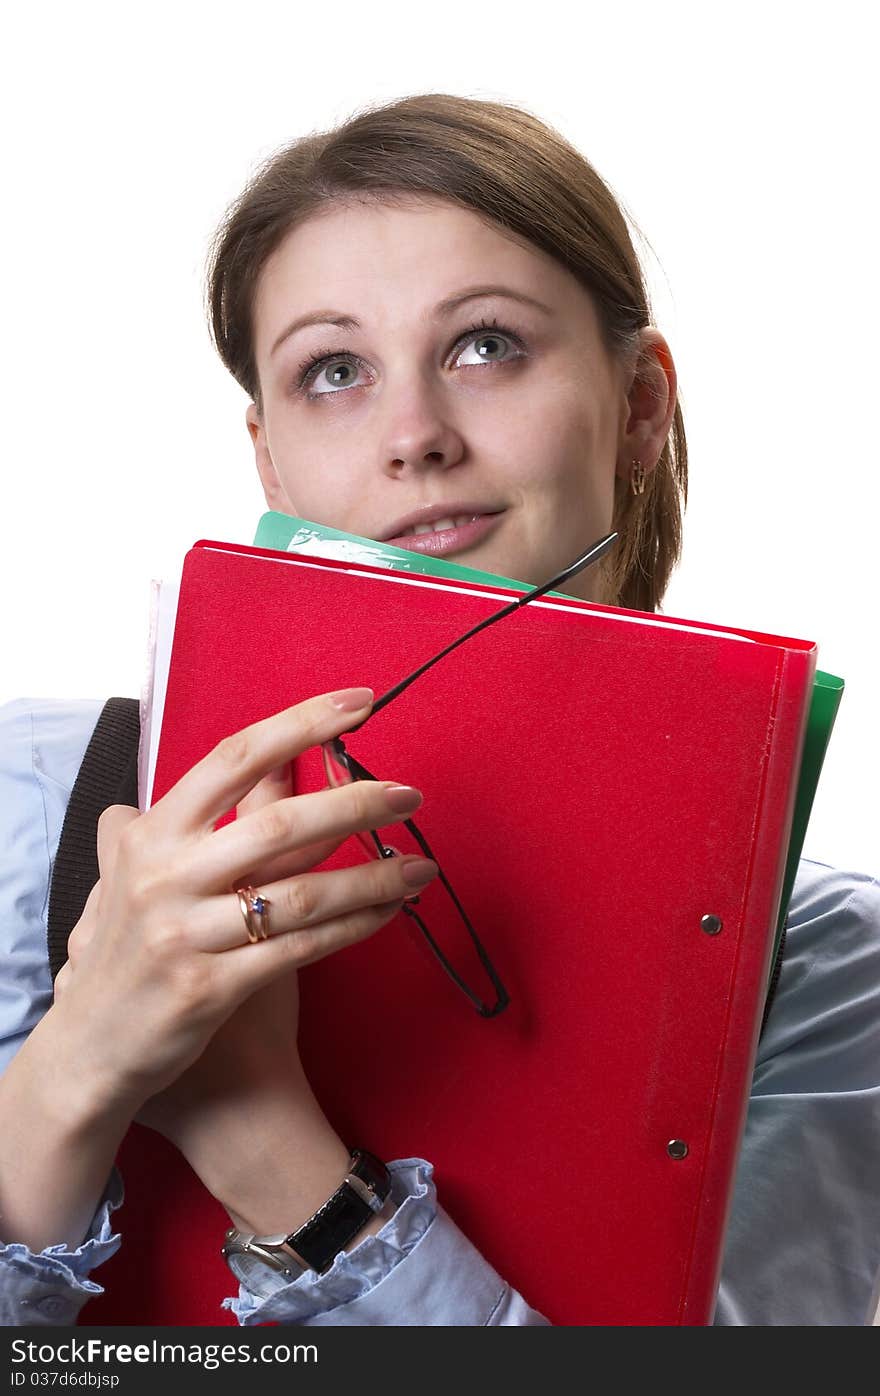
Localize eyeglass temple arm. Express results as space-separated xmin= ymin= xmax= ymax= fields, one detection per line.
xmin=345 ymin=531 xmax=618 ymax=732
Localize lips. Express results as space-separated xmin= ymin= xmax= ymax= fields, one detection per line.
xmin=378 ymin=502 xmax=505 ymax=543
xmin=382 ymin=510 xmax=506 ymax=558
xmin=394 ymin=512 xmax=483 ymax=538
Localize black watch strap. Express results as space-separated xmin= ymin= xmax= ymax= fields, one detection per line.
xmin=286 ymin=1150 xmax=391 ymax=1274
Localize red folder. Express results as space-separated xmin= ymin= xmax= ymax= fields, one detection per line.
xmin=88 ymin=540 xmax=815 ymax=1326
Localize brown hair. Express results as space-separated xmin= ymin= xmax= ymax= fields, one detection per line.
xmin=206 ymin=93 xmax=687 ymax=612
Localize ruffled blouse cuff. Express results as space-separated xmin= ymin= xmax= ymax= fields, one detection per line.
xmin=222 ymin=1157 xmax=435 ymax=1326
xmin=0 ymin=1168 xmax=124 ymax=1325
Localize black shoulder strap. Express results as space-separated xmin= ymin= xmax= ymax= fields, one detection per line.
xmin=46 ymin=697 xmax=141 ymax=983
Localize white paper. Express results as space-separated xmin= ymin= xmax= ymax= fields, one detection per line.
xmin=140 ymin=576 xmax=180 ymax=811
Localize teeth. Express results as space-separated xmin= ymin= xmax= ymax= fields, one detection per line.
xmin=402 ymin=514 xmax=480 ymax=538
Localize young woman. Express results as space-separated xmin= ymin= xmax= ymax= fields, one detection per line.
xmin=1 ymin=94 xmax=878 ymax=1327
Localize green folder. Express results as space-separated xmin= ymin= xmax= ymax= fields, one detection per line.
xmin=252 ymin=510 xmax=575 ymax=595
xmin=253 ymin=511 xmax=844 ymax=965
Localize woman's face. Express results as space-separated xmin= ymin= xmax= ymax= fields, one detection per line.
xmin=247 ymin=197 xmax=673 ymax=601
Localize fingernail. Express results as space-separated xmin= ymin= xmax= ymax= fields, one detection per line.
xmin=329 ymin=687 xmax=374 ymax=711
xmin=400 ymin=857 xmax=439 ymax=887
xmin=385 ymin=784 xmax=423 ymax=813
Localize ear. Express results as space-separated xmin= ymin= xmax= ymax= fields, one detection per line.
xmin=246 ymin=403 xmax=297 ymax=514
xmin=615 ymin=330 xmax=678 ymax=484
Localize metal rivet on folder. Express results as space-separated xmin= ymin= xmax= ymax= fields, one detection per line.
xmin=667 ymin=1139 xmax=689 ymax=1160
xmin=701 ymin=914 xmax=723 ymax=936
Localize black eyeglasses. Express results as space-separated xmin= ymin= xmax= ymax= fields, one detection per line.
xmin=321 ymin=531 xmax=618 ymax=1018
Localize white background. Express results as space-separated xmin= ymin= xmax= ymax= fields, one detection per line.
xmin=1 ymin=1 xmax=876 ymax=875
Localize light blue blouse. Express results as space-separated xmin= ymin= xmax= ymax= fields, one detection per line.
xmin=1 ymin=698 xmax=878 ymax=1326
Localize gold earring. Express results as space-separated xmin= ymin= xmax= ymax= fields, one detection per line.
xmin=630 ymin=460 xmax=646 ymax=496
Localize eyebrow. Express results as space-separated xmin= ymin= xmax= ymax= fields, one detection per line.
xmin=269 ymin=286 xmax=554 ymax=357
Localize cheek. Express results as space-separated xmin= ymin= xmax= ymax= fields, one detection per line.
xmin=494 ymin=387 xmax=604 ymax=495
xmin=277 ymin=471 xmax=363 ymax=524
xmin=267 ymin=421 xmax=363 ymax=517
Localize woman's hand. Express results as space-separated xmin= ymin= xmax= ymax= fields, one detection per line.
xmin=51 ymin=687 xmax=439 ymax=1126
xmin=131 ymin=760 xmax=329 ymax=1153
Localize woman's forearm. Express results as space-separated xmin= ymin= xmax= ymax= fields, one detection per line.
xmin=178 ymin=1072 xmax=391 ymax=1246
xmin=0 ymin=1008 xmax=131 ymax=1253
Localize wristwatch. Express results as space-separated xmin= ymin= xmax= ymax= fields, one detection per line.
xmin=221 ymin=1149 xmax=392 ymax=1289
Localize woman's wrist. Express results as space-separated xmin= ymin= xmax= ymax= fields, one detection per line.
xmin=22 ymin=1003 xmax=137 ymax=1138
xmin=222 ymin=1133 xmax=397 ymax=1264
xmin=0 ymin=1010 xmax=131 ymax=1252
xmin=178 ymin=1074 xmax=357 ymax=1237
xmin=221 ymin=1130 xmax=353 ymax=1239
xmin=46 ymin=997 xmax=152 ymax=1125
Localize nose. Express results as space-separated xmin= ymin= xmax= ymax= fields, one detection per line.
xmin=380 ymin=375 xmax=466 ymax=477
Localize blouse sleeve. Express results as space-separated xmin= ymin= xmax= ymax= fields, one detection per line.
xmin=715 ymin=857 xmax=880 ymax=1326
xmin=0 ymin=697 xmax=124 ymax=1326
xmin=223 ymin=1158 xmax=550 ymax=1326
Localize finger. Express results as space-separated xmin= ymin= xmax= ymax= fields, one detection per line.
xmin=189 ymin=851 xmax=438 ymax=953
xmin=151 ymin=688 xmax=374 ymax=836
xmin=234 ymin=760 xmax=344 ymax=884
xmin=234 ymin=760 xmax=297 ymax=883
xmin=95 ymin=804 xmax=141 ymax=882
xmin=236 ymin=831 xmax=350 ymax=890
xmin=216 ymin=896 xmax=408 ymax=995
xmin=236 ymin=760 xmax=292 ymax=819
xmin=185 ymin=778 xmax=424 ymax=893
